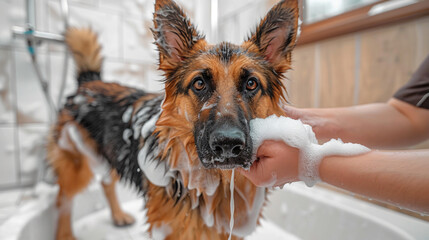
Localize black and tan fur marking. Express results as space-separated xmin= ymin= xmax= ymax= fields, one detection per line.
xmin=49 ymin=1 xmax=299 ymax=240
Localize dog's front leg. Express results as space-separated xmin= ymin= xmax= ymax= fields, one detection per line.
xmin=101 ymin=170 xmax=135 ymax=227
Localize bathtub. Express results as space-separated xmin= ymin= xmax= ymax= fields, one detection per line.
xmin=1 ymin=182 xmax=428 ymax=240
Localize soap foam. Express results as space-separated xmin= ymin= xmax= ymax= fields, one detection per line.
xmin=152 ymin=223 xmax=172 ymax=240
xmin=60 ymin=123 xmax=112 ymax=183
xmin=122 ymin=106 xmax=133 ymax=123
xmin=228 ymin=169 xmax=235 ymax=240
xmin=250 ymin=115 xmax=370 ymax=187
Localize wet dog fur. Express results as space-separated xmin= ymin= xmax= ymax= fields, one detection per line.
xmin=48 ymin=0 xmax=299 ymax=239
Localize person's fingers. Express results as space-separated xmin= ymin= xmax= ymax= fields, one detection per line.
xmin=256 ymin=143 xmax=270 ymax=159
xmin=256 ymin=140 xmax=278 ymax=159
xmin=256 ymin=140 xmax=288 ymax=159
xmin=282 ymin=105 xmax=301 ymax=120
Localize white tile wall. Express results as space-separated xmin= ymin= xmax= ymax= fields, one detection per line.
xmin=35 ymin=0 xmax=51 ymax=33
xmin=104 ymin=60 xmax=157 ymax=90
xmin=18 ymin=124 xmax=49 ymax=184
xmin=100 ymin=0 xmax=154 ymax=19
xmin=0 ymin=127 xmax=17 ymax=186
xmin=122 ymin=17 xmax=157 ymax=63
xmin=0 ymin=0 xmax=26 ymax=47
xmin=0 ymin=0 xmax=212 ymax=187
xmin=48 ymin=2 xmax=122 ymax=58
xmin=48 ymin=52 xmax=77 ymax=107
xmin=218 ymin=0 xmax=270 ymax=45
xmin=14 ymin=50 xmax=51 ymax=124
xmin=68 ymin=0 xmax=98 ymax=7
xmin=0 ymin=49 xmax=16 ymax=125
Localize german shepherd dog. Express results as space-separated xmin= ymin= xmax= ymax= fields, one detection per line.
xmin=48 ymin=0 xmax=298 ymax=239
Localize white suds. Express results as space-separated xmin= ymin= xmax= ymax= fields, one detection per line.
xmin=73 ymin=95 xmax=86 ymax=105
xmin=200 ymin=195 xmax=215 ymax=227
xmin=228 ymin=169 xmax=235 ymax=240
xmin=137 ymin=142 xmax=174 ymax=187
xmin=122 ymin=106 xmax=133 ymax=123
xmin=59 ymin=123 xmax=111 ymax=183
xmin=132 ymin=107 xmax=151 ymax=139
xmin=152 ymin=223 xmax=172 ymax=240
xmin=136 ymin=110 xmax=176 ymax=187
xmin=184 ymin=109 xmax=191 ymax=122
xmin=122 ymin=128 xmax=132 ymax=145
xmin=296 ymin=18 xmax=302 ymax=42
xmin=230 ymin=187 xmax=265 ymax=237
xmin=250 ymin=115 xmax=370 ymax=187
xmin=201 ymin=102 xmax=217 ymax=111
xmin=141 ymin=112 xmax=161 ymax=138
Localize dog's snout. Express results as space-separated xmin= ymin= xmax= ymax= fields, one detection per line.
xmin=209 ymin=126 xmax=245 ymax=158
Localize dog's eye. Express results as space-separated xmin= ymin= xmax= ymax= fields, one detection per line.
xmin=192 ymin=77 xmax=206 ymax=91
xmin=246 ymin=77 xmax=259 ymax=91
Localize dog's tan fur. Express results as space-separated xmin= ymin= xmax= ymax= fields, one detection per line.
xmin=65 ymin=28 xmax=102 ymax=73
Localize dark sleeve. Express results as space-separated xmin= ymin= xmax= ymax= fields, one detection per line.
xmin=393 ymin=55 xmax=429 ymax=109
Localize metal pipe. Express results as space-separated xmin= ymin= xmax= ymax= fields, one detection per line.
xmin=60 ymin=0 xmax=70 ymax=29
xmin=30 ymin=54 xmax=57 ymax=121
xmin=25 ymin=0 xmax=36 ymax=29
xmin=12 ymin=26 xmax=65 ymax=44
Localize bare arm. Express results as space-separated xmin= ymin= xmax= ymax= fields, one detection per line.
xmin=320 ymin=150 xmax=429 ymax=214
xmin=240 ymin=141 xmax=429 ymax=214
xmin=284 ymin=98 xmax=429 ymax=148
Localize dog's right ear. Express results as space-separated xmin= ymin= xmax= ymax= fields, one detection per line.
xmin=152 ymin=0 xmax=204 ymax=73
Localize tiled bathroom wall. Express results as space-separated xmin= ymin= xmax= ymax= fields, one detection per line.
xmin=0 ymin=0 xmax=211 ymax=188
xmin=218 ymin=0 xmax=270 ymax=44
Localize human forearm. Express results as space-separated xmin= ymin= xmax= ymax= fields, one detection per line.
xmin=314 ymin=102 xmax=421 ymax=148
xmin=241 ymin=140 xmax=429 ymax=214
xmin=285 ymin=99 xmax=429 ymax=148
xmin=319 ymin=150 xmax=429 ymax=214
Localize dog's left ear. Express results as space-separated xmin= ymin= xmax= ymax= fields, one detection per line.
xmin=247 ymin=0 xmax=299 ymax=74
xmin=152 ymin=0 xmax=204 ymax=72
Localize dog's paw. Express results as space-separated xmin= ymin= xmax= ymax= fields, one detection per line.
xmin=112 ymin=211 xmax=135 ymax=227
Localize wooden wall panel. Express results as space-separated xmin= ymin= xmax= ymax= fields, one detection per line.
xmin=359 ymin=21 xmax=417 ymax=104
xmin=319 ymin=35 xmax=356 ymax=107
xmin=286 ymin=44 xmax=316 ymax=108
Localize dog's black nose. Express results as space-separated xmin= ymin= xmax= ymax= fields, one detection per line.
xmin=209 ymin=126 xmax=245 ymax=159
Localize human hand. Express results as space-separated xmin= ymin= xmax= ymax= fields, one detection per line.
xmin=239 ymin=140 xmax=300 ymax=187
xmin=282 ymin=105 xmax=339 ymax=142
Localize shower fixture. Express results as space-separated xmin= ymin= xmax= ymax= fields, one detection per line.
xmin=12 ymin=0 xmax=70 ymax=120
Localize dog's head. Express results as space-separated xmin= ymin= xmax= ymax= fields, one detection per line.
xmin=153 ymin=0 xmax=298 ymax=170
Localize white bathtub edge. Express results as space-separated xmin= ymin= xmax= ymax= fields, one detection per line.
xmin=280 ymin=182 xmax=429 ymax=240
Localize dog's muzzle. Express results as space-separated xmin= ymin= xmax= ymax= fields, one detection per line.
xmin=195 ymin=118 xmax=253 ymax=169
